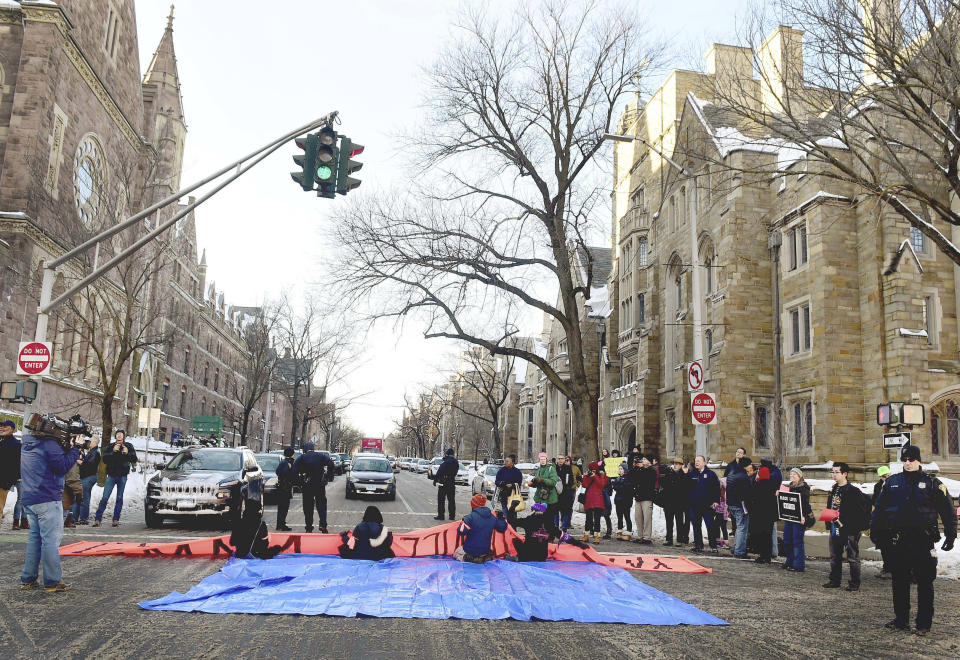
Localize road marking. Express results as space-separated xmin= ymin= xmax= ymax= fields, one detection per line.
xmin=395 ymin=488 xmax=414 ymax=513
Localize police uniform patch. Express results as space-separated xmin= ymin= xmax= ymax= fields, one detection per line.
xmin=919 ymin=482 xmax=926 ymax=489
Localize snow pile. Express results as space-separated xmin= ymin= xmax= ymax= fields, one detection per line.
xmin=1 ymin=471 xmax=152 ymax=525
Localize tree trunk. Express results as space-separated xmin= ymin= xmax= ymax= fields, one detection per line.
xmin=572 ymin=394 xmax=598 ymax=462
xmin=240 ymin=408 xmax=251 ymax=443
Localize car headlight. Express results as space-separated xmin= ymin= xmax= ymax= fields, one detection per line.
xmin=484 ymin=480 xmax=494 ymax=489
xmin=387 ymin=477 xmax=395 ymax=484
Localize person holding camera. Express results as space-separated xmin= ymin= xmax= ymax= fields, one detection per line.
xmin=93 ymin=430 xmax=137 ymax=527
xmin=19 ymin=416 xmax=85 ymax=592
xmin=74 ymin=435 xmax=100 ymax=525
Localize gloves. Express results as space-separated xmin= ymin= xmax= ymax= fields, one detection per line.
xmin=942 ymin=538 xmax=955 ymax=552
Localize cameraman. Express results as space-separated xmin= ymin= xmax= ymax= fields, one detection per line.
xmin=74 ymin=435 xmax=100 ymax=525
xmin=19 ymin=418 xmax=83 ymax=592
xmin=93 ymin=430 xmax=137 ymax=527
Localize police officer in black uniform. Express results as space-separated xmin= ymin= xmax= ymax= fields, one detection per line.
xmin=870 ymin=444 xmax=956 ymax=635
xmin=292 ymin=442 xmax=335 ymax=533
xmin=274 ymin=446 xmax=296 ymax=531
xmin=432 ymin=448 xmax=459 ymax=521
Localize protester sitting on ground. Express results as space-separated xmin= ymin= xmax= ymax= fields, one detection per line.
xmin=512 ymin=502 xmax=563 ymax=562
xmin=455 ymin=494 xmax=507 ymax=563
xmin=580 ymin=461 xmax=609 ymax=544
xmin=339 ymin=506 xmax=395 ymax=561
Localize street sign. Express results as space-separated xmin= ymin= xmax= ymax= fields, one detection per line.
xmin=691 ymin=392 xmax=717 ymax=425
xmin=138 ymin=407 xmax=162 ymax=429
xmin=361 ymin=437 xmax=383 ymax=452
xmin=16 ymin=341 xmax=52 ymax=376
xmin=777 ymin=490 xmax=803 ymax=523
xmin=687 ymin=360 xmax=703 ymax=392
xmin=883 ymin=432 xmax=910 ymax=449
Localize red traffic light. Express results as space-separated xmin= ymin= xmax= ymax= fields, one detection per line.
xmin=350 ymin=145 xmax=364 ymax=157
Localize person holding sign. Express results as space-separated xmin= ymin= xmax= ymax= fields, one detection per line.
xmin=782 ymin=467 xmax=814 ymax=572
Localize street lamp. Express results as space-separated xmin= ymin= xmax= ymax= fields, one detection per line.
xmin=596 ymin=320 xmax=605 ymax=457
xmin=603 ymin=132 xmax=707 ymax=458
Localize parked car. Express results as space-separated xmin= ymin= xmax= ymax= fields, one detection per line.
xmin=426 ymin=456 xmax=443 ymax=479
xmin=402 ymin=457 xmax=417 ymax=471
xmin=471 ymin=463 xmax=501 ymax=498
xmin=345 ymin=455 xmax=397 ymax=500
xmin=415 ymin=458 xmax=430 ymax=474
xmin=329 ymin=453 xmax=344 ymax=475
xmin=455 ymin=462 xmax=470 ymax=486
xmin=337 ymin=453 xmax=351 ymax=472
xmin=254 ymin=453 xmax=281 ymax=503
xmin=145 ymin=447 xmax=263 ymax=529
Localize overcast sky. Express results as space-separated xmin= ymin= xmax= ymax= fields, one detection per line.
xmin=133 ymin=0 xmax=751 ymax=437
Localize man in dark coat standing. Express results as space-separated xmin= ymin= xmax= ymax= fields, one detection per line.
xmin=292 ymin=442 xmax=335 ymax=533
xmin=747 ymin=466 xmax=779 ymax=564
xmin=274 ymin=446 xmax=296 ymax=531
xmin=433 ymin=448 xmax=459 ymax=521
xmin=0 ymin=420 xmax=22 ymax=529
xmin=660 ymin=458 xmax=692 ymax=546
xmin=689 ymin=455 xmax=720 ymax=553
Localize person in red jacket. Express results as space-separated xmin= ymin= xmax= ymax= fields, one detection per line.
xmin=580 ymin=461 xmax=609 ymax=544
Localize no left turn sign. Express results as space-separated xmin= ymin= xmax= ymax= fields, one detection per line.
xmin=687 ymin=360 xmax=703 ymax=392
xmin=17 ymin=341 xmax=52 ymax=376
xmin=691 ymin=392 xmax=717 ymax=425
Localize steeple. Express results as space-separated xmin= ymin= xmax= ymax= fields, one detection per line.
xmin=142 ymin=4 xmax=187 ymax=196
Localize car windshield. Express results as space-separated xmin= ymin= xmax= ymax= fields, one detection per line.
xmin=431 ymin=458 xmax=442 ymax=465
xmin=167 ymin=450 xmax=241 ymax=472
xmin=419 ymin=459 xmax=429 ymax=465
xmin=486 ymin=465 xmax=499 ymax=476
xmin=338 ymin=453 xmax=349 ymax=461
xmin=459 ymin=463 xmax=468 ymax=471
xmin=353 ymin=458 xmax=391 ymax=472
xmin=255 ymin=455 xmax=280 ymax=472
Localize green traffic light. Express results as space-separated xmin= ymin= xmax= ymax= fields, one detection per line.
xmin=316 ymin=165 xmax=333 ymax=181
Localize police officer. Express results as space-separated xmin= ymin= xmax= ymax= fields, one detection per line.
xmin=292 ymin=442 xmax=335 ymax=533
xmin=432 ymin=448 xmax=459 ymax=521
xmin=274 ymin=447 xmax=296 ymax=532
xmin=870 ymin=444 xmax=956 ymax=635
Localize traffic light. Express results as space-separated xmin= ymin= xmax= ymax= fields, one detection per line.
xmin=315 ymin=127 xmax=338 ymax=198
xmin=335 ymin=136 xmax=364 ymax=195
xmin=291 ymin=133 xmax=319 ymax=191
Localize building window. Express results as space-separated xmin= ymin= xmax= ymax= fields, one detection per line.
xmin=910 ymin=226 xmax=924 ymax=253
xmin=104 ymin=4 xmax=121 ymax=60
xmin=705 ymin=256 xmax=713 ymax=294
xmin=705 ymin=329 xmax=713 ymax=369
xmin=200 ymin=397 xmax=207 ymax=416
xmin=637 ymin=293 xmax=645 ymax=325
xmin=755 ymin=405 xmax=769 ymax=449
xmin=213 ymin=369 xmax=219 ymax=392
xmin=793 ymin=403 xmax=803 ymax=447
xmin=74 ymin=134 xmax=107 ymax=226
xmin=666 ymin=410 xmax=676 ymax=454
xmin=948 ymin=401 xmax=960 ymax=456
xmin=789 ymin=302 xmax=811 ymax=354
xmin=183 ymin=347 xmax=190 ymax=373
xmin=179 ymin=387 xmax=187 ymax=417
xmin=805 ymin=400 xmax=813 ymax=447
xmin=932 ymin=412 xmax=940 ymax=455
xmin=203 ymin=363 xmax=209 ymax=387
xmin=161 ymin=380 xmax=169 ymax=413
xmin=45 ymin=105 xmax=68 ymax=196
xmin=787 ymin=222 xmax=808 ymax=271
xmin=675 ymin=276 xmax=683 ymax=310
xmin=670 ymin=195 xmax=677 ymax=232
xmin=923 ymin=296 xmax=937 ymax=346
xmin=638 ymin=238 xmax=648 ymax=268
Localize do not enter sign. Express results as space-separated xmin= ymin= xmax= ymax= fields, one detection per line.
xmin=17 ymin=341 xmax=52 ymax=376
xmin=691 ymin=392 xmax=717 ymax=425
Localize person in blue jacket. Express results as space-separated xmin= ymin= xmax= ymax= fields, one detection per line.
xmin=457 ymin=493 xmax=507 ymax=563
xmin=494 ymin=454 xmax=523 ymax=525
xmin=339 ymin=506 xmax=395 ymax=561
xmin=689 ymin=455 xmax=721 ymax=553
xmin=19 ymin=419 xmax=83 ymax=592
xmin=292 ymin=442 xmax=336 ymax=533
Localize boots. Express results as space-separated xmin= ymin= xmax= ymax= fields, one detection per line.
xmin=580 ymin=533 xmax=590 ymax=543
xmin=19 ymin=518 xmax=28 ymax=530
xmin=620 ymin=532 xmax=632 ymax=541
xmin=12 ymin=520 xmax=19 ymax=530
xmin=64 ymin=514 xmax=75 ymax=528
xmin=593 ymin=533 xmax=601 ymax=543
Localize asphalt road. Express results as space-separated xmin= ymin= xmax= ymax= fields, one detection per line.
xmin=0 ymin=470 xmax=958 ymax=659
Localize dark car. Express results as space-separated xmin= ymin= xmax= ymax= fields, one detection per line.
xmin=254 ymin=453 xmax=281 ymax=502
xmin=145 ymin=447 xmax=263 ymax=529
xmin=330 ymin=452 xmax=345 ymax=475
xmin=345 ymin=455 xmax=396 ymax=500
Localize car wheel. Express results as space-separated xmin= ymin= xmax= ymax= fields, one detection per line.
xmin=145 ymin=510 xmax=163 ymax=529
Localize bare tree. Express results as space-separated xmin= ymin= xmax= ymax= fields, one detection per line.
xmin=333 ymin=1 xmax=662 ymax=461
xmin=706 ymin=0 xmax=960 ymax=264
xmin=396 ymin=390 xmax=445 ymax=458
xmin=229 ymin=304 xmax=279 ymax=444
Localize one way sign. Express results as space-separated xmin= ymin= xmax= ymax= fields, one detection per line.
xmin=882 ymin=432 xmax=911 ymax=449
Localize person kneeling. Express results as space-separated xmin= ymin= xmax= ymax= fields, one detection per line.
xmin=512 ymin=502 xmax=562 ymax=562
xmin=339 ymin=506 xmax=395 ymax=561
xmin=455 ymin=494 xmax=507 ymax=563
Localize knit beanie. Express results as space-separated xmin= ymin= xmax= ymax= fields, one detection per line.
xmin=877 ymin=465 xmax=891 ymax=477
xmin=790 ymin=467 xmax=803 ymax=480
xmin=470 ymin=493 xmax=487 ymax=509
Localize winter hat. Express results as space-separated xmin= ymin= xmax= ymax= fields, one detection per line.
xmin=757 ymin=467 xmax=771 ymax=480
xmin=538 ymin=452 xmax=548 ymax=459
xmin=470 ymin=493 xmax=487 ymax=509
xmin=589 ymin=461 xmax=603 ymax=471
xmin=283 ymin=446 xmax=295 ymax=458
xmin=790 ymin=467 xmax=803 ymax=479
xmin=445 ymin=448 xmax=455 ymax=456
xmin=531 ymin=502 xmax=547 ymax=513
xmin=362 ymin=506 xmax=383 ymax=524
xmin=901 ymin=445 xmax=922 ymax=462
xmin=302 ymin=442 xmax=315 ymax=452
xmin=877 ymin=465 xmax=891 ymax=477
xmin=0 ymin=420 xmax=16 ymax=429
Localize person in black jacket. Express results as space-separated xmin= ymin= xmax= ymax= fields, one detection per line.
xmin=74 ymin=436 xmax=100 ymax=524
xmin=93 ymin=430 xmax=137 ymax=527
xmin=660 ymin=458 xmax=692 ymax=546
xmin=274 ymin=446 xmax=296 ymax=531
xmin=292 ymin=442 xmax=336 ymax=533
xmin=610 ymin=464 xmax=633 ymax=540
xmin=339 ymin=506 xmax=395 ymax=561
xmin=870 ymin=445 xmax=957 ymax=635
xmin=689 ymin=456 xmax=721 ymax=553
xmin=433 ymin=449 xmax=459 ymax=521
xmin=747 ymin=466 xmax=779 ymax=563
xmin=0 ymin=420 xmax=22 ymax=529
xmin=512 ymin=502 xmax=562 ymax=562
xmin=823 ymin=461 xmax=869 ymax=591
xmin=782 ymin=467 xmax=814 ymax=572
xmin=628 ymin=455 xmax=657 ymax=544
xmin=871 ymin=465 xmax=892 ymax=578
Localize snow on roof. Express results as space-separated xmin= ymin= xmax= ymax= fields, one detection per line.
xmin=586 ymin=285 xmax=611 ymax=318
xmin=533 ymin=340 xmax=548 ymax=359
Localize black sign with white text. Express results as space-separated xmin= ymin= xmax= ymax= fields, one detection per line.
xmin=777 ymin=490 xmax=803 ymax=524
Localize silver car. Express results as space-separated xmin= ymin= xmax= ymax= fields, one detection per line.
xmin=472 ymin=463 xmax=500 ymax=498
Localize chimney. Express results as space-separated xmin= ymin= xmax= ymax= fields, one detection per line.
xmin=705 ymin=43 xmax=755 ymax=108
xmin=757 ymin=26 xmax=805 ymax=114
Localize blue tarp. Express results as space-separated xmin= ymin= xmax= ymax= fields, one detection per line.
xmin=139 ymin=555 xmax=727 ymax=625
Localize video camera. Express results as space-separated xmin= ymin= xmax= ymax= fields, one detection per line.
xmin=25 ymin=412 xmax=92 ymax=450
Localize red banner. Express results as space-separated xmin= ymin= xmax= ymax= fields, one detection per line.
xmin=59 ymin=522 xmax=711 ymax=573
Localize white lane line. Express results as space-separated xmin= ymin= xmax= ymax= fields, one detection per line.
xmin=395 ymin=488 xmax=414 ymax=513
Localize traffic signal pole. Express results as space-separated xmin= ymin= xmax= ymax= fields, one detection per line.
xmin=20 ymin=112 xmax=339 ymax=427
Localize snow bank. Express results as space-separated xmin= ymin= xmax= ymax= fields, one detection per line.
xmin=2 ymin=471 xmax=152 ymax=525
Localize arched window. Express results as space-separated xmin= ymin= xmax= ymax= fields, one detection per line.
xmin=161 ymin=378 xmax=170 ymax=413
xmin=805 ymin=401 xmax=813 ymax=447
xmin=705 ymin=256 xmax=713 ymax=293
xmin=931 ymin=412 xmax=940 ymax=455
xmin=179 ymin=386 xmax=187 ymax=417
xmin=704 ymin=329 xmax=713 ymax=368
xmin=213 ymin=368 xmax=219 ymax=392
xmin=794 ymin=403 xmax=803 ymax=447
xmin=183 ymin=346 xmax=190 ymax=373
xmin=73 ymin=133 xmax=107 ymax=226
xmin=755 ymin=405 xmax=769 ymax=449
xmin=948 ymin=401 xmax=959 ymax=455
xmin=638 ymin=237 xmax=648 ymax=268
xmin=203 ymin=362 xmax=209 ymax=387
xmin=200 ymin=396 xmax=207 ymax=416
